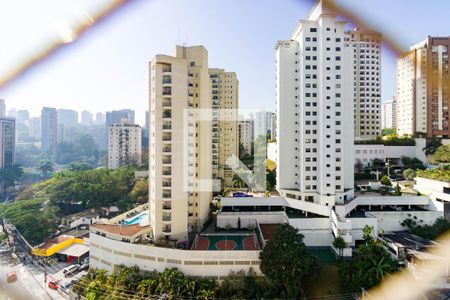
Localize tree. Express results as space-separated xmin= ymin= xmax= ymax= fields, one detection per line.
xmin=69 ymin=162 xmax=93 ymax=171
xmin=130 ymin=178 xmax=149 ymax=204
xmin=401 ymin=156 xmax=426 ymax=170
xmin=403 ymin=168 xmax=416 ymax=181
xmin=362 ymin=225 xmax=375 ymax=243
xmin=380 ymin=175 xmax=391 ymax=186
xmin=394 ymin=182 xmax=402 ymax=196
xmin=0 ymin=164 xmax=24 ymax=194
xmin=259 ymin=223 xmax=321 ymax=298
xmin=432 ymin=145 xmax=450 ymax=163
xmin=333 ymin=236 xmax=347 ymax=259
xmin=423 ymin=136 xmax=441 ymax=156
xmin=37 ymin=160 xmax=54 ymax=178
xmin=371 ymin=158 xmax=385 ymax=170
xmin=232 ymin=173 xmax=246 ymax=188
xmin=338 ymin=241 xmax=399 ymax=293
xmin=382 ymin=128 xmax=396 ymax=136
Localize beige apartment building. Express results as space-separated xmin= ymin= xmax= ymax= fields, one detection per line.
xmin=209 ymin=68 xmax=239 ymax=188
xmin=108 ymin=122 xmax=142 ymax=169
xmin=149 ymin=45 xmax=213 ymax=242
xmin=396 ymin=37 xmax=450 ymax=137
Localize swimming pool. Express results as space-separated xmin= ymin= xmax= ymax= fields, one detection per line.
xmin=124 ymin=211 xmax=149 ymax=226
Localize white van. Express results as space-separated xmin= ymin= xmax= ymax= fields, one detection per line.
xmin=63 ymin=264 xmax=80 ymax=277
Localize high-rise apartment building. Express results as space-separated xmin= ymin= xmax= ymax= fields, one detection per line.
xmin=29 ymin=117 xmax=41 ymax=140
xmin=95 ymin=112 xmax=105 ymax=125
xmin=346 ymin=28 xmax=382 ymax=140
xmin=108 ymin=122 xmax=142 ymax=169
xmin=149 ymin=45 xmax=212 ymax=241
xmin=276 ymin=0 xmax=354 ymax=205
xmin=57 ymin=109 xmax=78 ymax=128
xmin=381 ymin=97 xmax=396 ymax=130
xmin=41 ymin=107 xmax=57 ymax=153
xmin=106 ymin=109 xmax=135 ymax=126
xmin=0 ymin=118 xmax=15 ymax=194
xmin=239 ymin=118 xmax=253 ymax=157
xmin=269 ymin=112 xmax=277 ymax=141
xmin=209 ymin=68 xmax=239 ymax=187
xmin=253 ymin=110 xmax=273 ymax=138
xmin=0 ymin=99 xmax=5 ymax=117
xmin=16 ymin=110 xmax=30 ymax=125
xmin=7 ymin=108 xmax=16 ymax=119
xmin=80 ymin=110 xmax=93 ymax=126
xmin=396 ymin=37 xmax=450 ymax=137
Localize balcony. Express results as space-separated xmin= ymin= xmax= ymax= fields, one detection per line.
xmin=162 ymin=136 xmax=171 ymax=142
xmin=162 ymin=193 xmax=171 ymax=199
xmin=162 ymin=203 xmax=171 ymax=210
xmin=162 ymin=111 xmax=171 ymax=119
xmin=162 ymin=226 xmax=171 ymax=233
xmin=162 ymin=65 xmax=171 ymax=73
xmin=162 ymin=101 xmax=171 ymax=107
xmin=162 ymin=147 xmax=171 ymax=153
xmin=162 ymin=170 xmax=171 ymax=176
xmin=162 ymin=75 xmax=172 ymax=85
xmin=162 ymin=215 xmax=172 ymax=222
xmin=162 ymin=182 xmax=171 ymax=187
xmin=162 ymin=124 xmax=172 ymax=130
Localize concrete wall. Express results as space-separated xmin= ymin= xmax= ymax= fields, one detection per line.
xmin=369 ymin=211 xmax=443 ymax=232
xmin=89 ymin=233 xmax=261 ymax=278
xmin=216 ymin=212 xmax=287 ymax=229
xmin=289 ymin=218 xmax=331 ymax=246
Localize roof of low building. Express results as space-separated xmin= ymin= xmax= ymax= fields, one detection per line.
xmin=220 ymin=196 xmax=286 ymax=207
xmin=56 ymin=243 xmax=89 ymax=257
xmin=91 ymin=223 xmax=150 ymax=237
xmin=382 ymin=231 xmax=439 ymax=249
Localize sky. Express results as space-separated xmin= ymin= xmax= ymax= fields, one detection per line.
xmin=1 ymin=0 xmax=450 ymax=126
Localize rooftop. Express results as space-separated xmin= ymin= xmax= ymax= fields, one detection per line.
xmin=91 ymin=223 xmax=150 ymax=237
xmin=382 ymin=231 xmax=439 ymax=249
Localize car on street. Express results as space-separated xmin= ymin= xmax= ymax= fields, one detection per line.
xmin=6 ymin=271 xmax=17 ymax=283
xmin=63 ymin=264 xmax=80 ymax=277
xmin=58 ymin=281 xmax=72 ymax=295
xmin=48 ymin=279 xmax=60 ymax=290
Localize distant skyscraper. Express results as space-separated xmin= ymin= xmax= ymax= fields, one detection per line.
xmin=105 ymin=109 xmax=135 ymax=126
xmin=29 ymin=117 xmax=41 ymax=140
xmin=346 ymin=28 xmax=382 ymax=140
xmin=270 ymin=112 xmax=277 ymax=140
xmin=80 ymin=110 xmax=93 ymax=126
xmin=396 ymin=36 xmax=450 ymax=137
xmin=0 ymin=117 xmax=15 ymax=194
xmin=0 ymin=99 xmax=5 ymax=117
xmin=41 ymin=107 xmax=57 ymax=153
xmin=57 ymin=124 xmax=65 ymax=144
xmin=95 ymin=112 xmax=105 ymax=125
xmin=57 ymin=109 xmax=78 ymax=128
xmin=144 ymin=111 xmax=149 ymax=132
xmin=7 ymin=108 xmax=16 ymax=119
xmin=108 ymin=122 xmax=142 ymax=169
xmin=253 ymin=110 xmax=272 ymax=138
xmin=381 ymin=97 xmax=397 ymax=130
xmin=16 ymin=110 xmax=30 ymax=125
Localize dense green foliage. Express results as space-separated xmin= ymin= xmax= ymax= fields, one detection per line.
xmin=416 ymin=168 xmax=450 ymax=182
xmin=403 ymin=168 xmax=416 ymax=181
xmin=380 ymin=175 xmax=391 ymax=186
xmin=401 ymin=216 xmax=450 ymax=240
xmin=432 ymin=145 xmax=450 ymax=163
xmin=259 ymin=224 xmax=321 ymax=298
xmin=73 ymin=267 xmax=217 ymax=299
xmin=37 ymin=160 xmax=54 ymax=178
xmin=0 ymin=198 xmax=59 ymax=245
xmin=0 ymin=164 xmax=24 ymax=194
xmin=423 ymin=137 xmax=441 ymax=156
xmin=381 ymin=128 xmax=396 ymax=136
xmin=355 ymin=136 xmax=415 ymax=146
xmin=401 ymin=156 xmax=426 ymax=170
xmin=338 ymin=227 xmax=399 ymax=293
xmin=55 ymin=134 xmax=99 ymax=165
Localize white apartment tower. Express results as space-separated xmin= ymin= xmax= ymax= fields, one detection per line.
xmin=209 ymin=68 xmax=239 ymax=187
xmin=239 ymin=118 xmax=253 ymax=157
xmin=381 ymin=97 xmax=396 ymax=130
xmin=276 ymin=0 xmax=354 ymax=206
xmin=396 ymin=37 xmax=450 ymax=138
xmin=346 ymin=28 xmax=382 ymax=140
xmin=108 ymin=122 xmax=142 ymax=169
xmin=149 ymin=45 xmax=212 ymax=242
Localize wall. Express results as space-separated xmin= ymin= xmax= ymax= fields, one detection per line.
xmin=369 ymin=211 xmax=443 ymax=232
xmin=289 ymin=218 xmax=331 ymax=246
xmin=216 ymin=212 xmax=286 ymax=229
xmin=267 ymin=142 xmax=277 ymax=165
xmin=89 ymin=233 xmax=261 ymax=278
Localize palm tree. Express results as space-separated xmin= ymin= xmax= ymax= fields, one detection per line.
xmin=0 ymin=164 xmax=24 ymax=195
xmin=369 ymin=256 xmax=392 ymax=281
xmin=37 ymin=160 xmax=53 ymax=178
xmin=232 ymin=173 xmax=245 ymax=188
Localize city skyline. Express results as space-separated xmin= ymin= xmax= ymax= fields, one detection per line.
xmin=1 ymin=0 xmax=450 ymax=125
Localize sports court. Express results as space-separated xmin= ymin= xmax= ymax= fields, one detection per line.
xmin=192 ymin=234 xmax=260 ymax=250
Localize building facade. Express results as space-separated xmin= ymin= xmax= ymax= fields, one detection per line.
xmin=0 ymin=99 xmax=5 ymax=117
xmin=346 ymin=28 xmax=382 ymax=140
xmin=41 ymin=107 xmax=57 ymax=153
xmin=106 ymin=109 xmax=135 ymax=126
xmin=57 ymin=109 xmax=79 ymax=129
xmin=381 ymin=97 xmax=397 ymax=130
xmin=0 ymin=118 xmax=15 ymax=194
xmin=149 ymin=45 xmax=213 ymax=242
xmin=29 ymin=117 xmax=41 ymax=140
xmin=239 ymin=118 xmax=253 ymax=157
xmin=209 ymin=68 xmax=239 ymax=187
xmin=108 ymin=122 xmax=142 ymax=169
xmin=396 ymin=37 xmax=450 ymax=137
xmin=275 ymin=0 xmax=354 ymax=205
xmin=80 ymin=110 xmax=93 ymax=126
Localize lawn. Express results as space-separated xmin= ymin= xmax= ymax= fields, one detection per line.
xmin=302 ymin=264 xmax=342 ymax=298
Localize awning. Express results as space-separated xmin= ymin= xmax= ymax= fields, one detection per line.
xmin=56 ymin=243 xmax=89 ymax=258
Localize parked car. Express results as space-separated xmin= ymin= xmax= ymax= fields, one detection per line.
xmin=63 ymin=264 xmax=80 ymax=277
xmin=6 ymin=271 xmax=17 ymax=283
xmin=80 ymin=257 xmax=89 ymax=265
xmin=58 ymin=281 xmax=72 ymax=294
xmin=48 ymin=279 xmax=60 ymax=290
xmin=78 ymin=261 xmax=89 ymax=271
xmin=70 ymin=271 xmax=87 ymax=284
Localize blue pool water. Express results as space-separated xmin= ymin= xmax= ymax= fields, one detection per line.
xmin=124 ymin=211 xmax=149 ymax=225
